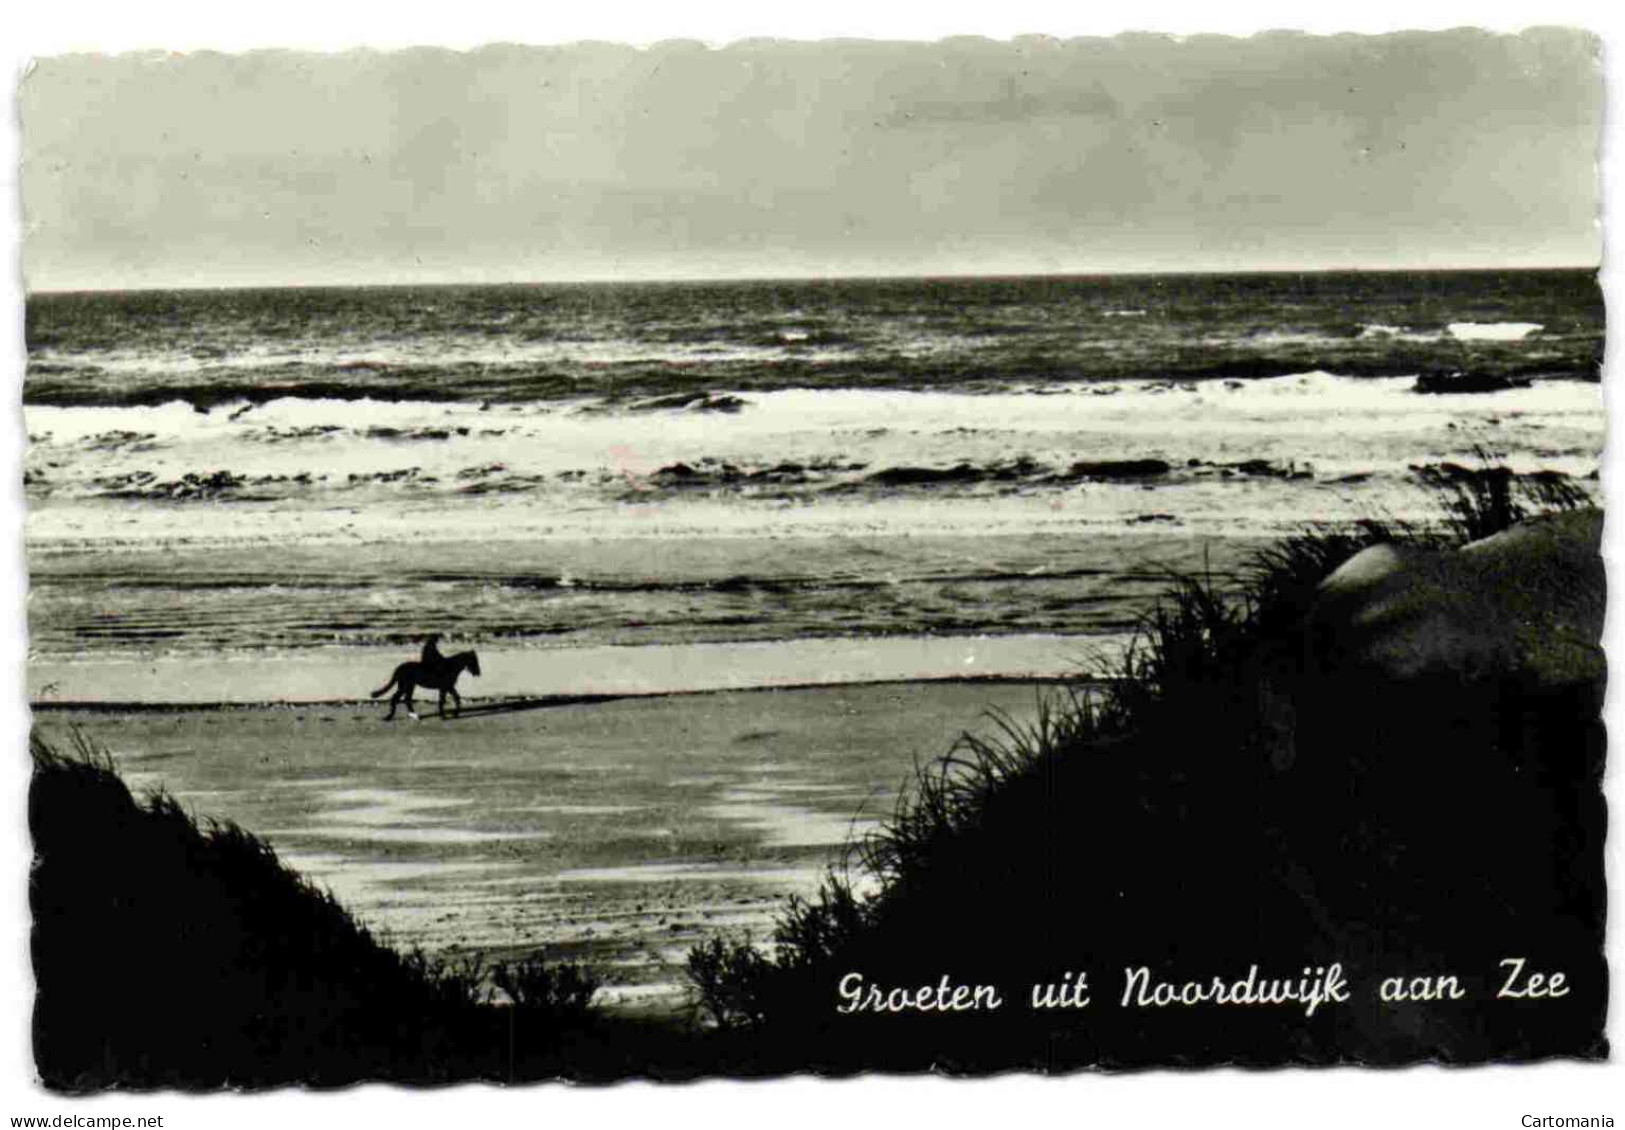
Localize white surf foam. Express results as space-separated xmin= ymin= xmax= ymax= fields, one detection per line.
xmin=1447 ymin=321 xmax=1544 ymax=341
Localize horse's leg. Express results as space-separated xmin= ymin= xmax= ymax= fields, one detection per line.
xmin=450 ymin=687 xmax=462 ymax=717
xmin=404 ymin=680 xmax=419 ymax=721
xmin=437 ymin=688 xmax=448 ymax=719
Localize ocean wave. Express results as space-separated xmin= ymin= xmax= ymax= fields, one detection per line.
xmin=362 ymin=425 xmax=472 ymax=441
xmin=1448 ymin=322 xmax=1544 ymax=342
xmin=26 ymin=274 xmax=1602 ymax=414
xmin=1412 ymin=371 xmax=1533 ymax=395
xmin=622 ymin=391 xmax=751 ymax=414
xmin=24 ymin=322 xmax=1599 ymax=410
xmin=93 ymin=469 xmax=322 ymax=501
xmin=24 ymin=370 xmax=1605 ymax=517
xmin=630 ymin=454 xmax=1322 ymax=499
xmin=43 ymin=443 xmax=1590 ymax=518
xmin=80 ymin=430 xmax=164 ymax=453
xmin=1358 ymin=323 xmax=1447 ymax=342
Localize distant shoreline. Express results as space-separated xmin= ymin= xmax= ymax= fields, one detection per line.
xmin=28 ymin=671 xmax=1083 ymax=714
xmin=27 ymin=633 xmax=1102 ymax=706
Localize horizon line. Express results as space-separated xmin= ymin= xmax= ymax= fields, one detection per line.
xmin=26 ymin=261 xmax=1602 ymax=297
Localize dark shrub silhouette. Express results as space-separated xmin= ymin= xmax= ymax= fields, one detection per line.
xmin=29 ymin=732 xmax=607 ymax=1089
xmin=687 ymin=476 xmax=1606 ymax=1072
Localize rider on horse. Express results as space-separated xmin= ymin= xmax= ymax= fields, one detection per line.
xmin=422 ymin=633 xmax=446 ymax=674
xmin=374 ymin=636 xmax=482 ymax=720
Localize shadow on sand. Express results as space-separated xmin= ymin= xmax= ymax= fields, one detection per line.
xmin=439 ymin=693 xmax=632 ymax=721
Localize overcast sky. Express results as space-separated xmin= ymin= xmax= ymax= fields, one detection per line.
xmin=20 ymin=28 xmax=1602 ymax=290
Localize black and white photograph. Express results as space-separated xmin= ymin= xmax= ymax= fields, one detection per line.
xmin=4 ymin=2 xmax=1618 ymax=1116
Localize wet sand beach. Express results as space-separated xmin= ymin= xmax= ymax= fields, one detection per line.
xmin=36 ymin=679 xmax=1054 ymax=1014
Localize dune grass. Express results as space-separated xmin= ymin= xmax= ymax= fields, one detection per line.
xmin=1413 ymin=442 xmax=1592 ymax=543
xmin=28 ymin=729 xmax=615 ymax=1089
xmin=685 ymin=464 xmax=1606 ymax=1070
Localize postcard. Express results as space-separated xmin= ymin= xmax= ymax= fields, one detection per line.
xmin=18 ymin=27 xmax=1608 ymax=1088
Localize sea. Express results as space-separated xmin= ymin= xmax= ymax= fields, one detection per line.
xmin=23 ymin=268 xmax=1609 ymax=1009
xmin=24 ymin=269 xmax=1606 ymax=675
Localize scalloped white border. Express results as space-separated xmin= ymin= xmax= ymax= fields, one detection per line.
xmin=3 ymin=3 xmax=1620 ymax=1122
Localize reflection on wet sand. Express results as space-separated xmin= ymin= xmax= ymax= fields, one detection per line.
xmin=49 ymin=680 xmax=1038 ymax=1012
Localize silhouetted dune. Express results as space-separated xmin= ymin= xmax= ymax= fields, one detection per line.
xmin=29 ymin=734 xmax=624 ymax=1088
xmin=685 ymin=484 xmax=1607 ymax=1071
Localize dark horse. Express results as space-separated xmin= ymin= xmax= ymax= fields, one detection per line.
xmin=371 ymin=650 xmax=482 ymax=720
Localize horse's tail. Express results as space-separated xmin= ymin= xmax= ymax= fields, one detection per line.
xmin=370 ymin=672 xmax=398 ymax=699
